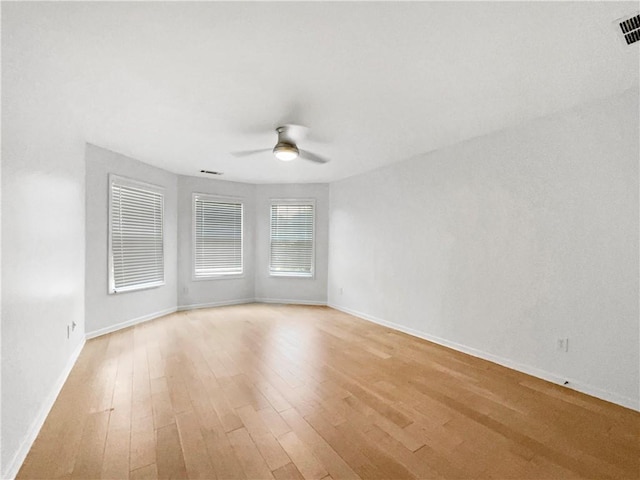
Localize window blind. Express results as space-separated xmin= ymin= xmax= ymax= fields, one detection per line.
xmin=270 ymin=203 xmax=314 ymax=277
xmin=194 ymin=195 xmax=243 ymax=278
xmin=110 ymin=178 xmax=164 ymax=293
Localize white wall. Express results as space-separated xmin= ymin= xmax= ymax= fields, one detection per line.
xmin=86 ymin=157 xmax=330 ymax=321
xmin=0 ymin=39 xmax=3 ymax=475
xmin=85 ymin=145 xmax=178 ymax=337
xmin=177 ymin=175 xmax=256 ymax=309
xmin=329 ymin=88 xmax=639 ymax=410
xmin=254 ymin=184 xmax=329 ymax=304
xmin=1 ymin=4 xmax=87 ymax=476
xmin=176 ymin=180 xmax=330 ymax=308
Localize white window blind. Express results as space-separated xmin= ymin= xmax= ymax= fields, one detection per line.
xmin=109 ymin=176 xmax=164 ymax=293
xmin=194 ymin=195 xmax=243 ymax=278
xmin=270 ymin=202 xmax=315 ymax=277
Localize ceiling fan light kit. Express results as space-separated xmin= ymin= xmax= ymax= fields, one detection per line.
xmin=273 ymin=142 xmax=299 ymax=161
xmin=230 ymin=124 xmax=329 ymax=164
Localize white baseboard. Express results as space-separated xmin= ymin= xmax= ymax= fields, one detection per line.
xmin=85 ymin=306 xmax=177 ymax=339
xmin=255 ymin=298 xmax=327 ymax=306
xmin=177 ymin=298 xmax=254 ymax=311
xmin=2 ymin=338 xmax=86 ymax=480
xmin=86 ymin=299 xmax=325 ymax=338
xmin=329 ymin=303 xmax=639 ymax=412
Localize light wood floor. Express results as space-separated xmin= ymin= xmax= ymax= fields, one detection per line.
xmin=18 ymin=304 xmax=639 ymax=479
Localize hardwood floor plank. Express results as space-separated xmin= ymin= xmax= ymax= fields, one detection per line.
xmin=70 ymin=410 xmax=110 ymax=479
xmin=278 ymin=407 xmax=360 ymax=480
xmin=102 ymin=342 xmax=133 ymax=480
xmin=175 ymin=410 xmax=216 ymax=479
xmin=236 ymin=405 xmax=291 ymax=471
xmin=150 ymin=376 xmax=175 ymax=430
xmin=272 ymin=462 xmax=305 ymax=480
xmin=303 ymin=411 xmax=384 ymax=479
xmin=166 ymin=357 xmax=194 ymax=415
xmin=333 ymin=421 xmax=416 ymax=480
xmin=258 ymin=405 xmax=293 ymax=438
xmin=130 ymin=463 xmax=158 ymax=480
xmin=227 ymin=427 xmax=275 ymax=479
xmin=16 ymin=304 xmax=640 ymax=480
xmin=202 ymin=429 xmax=247 ymax=480
xmin=277 ymin=431 xmax=328 ymax=480
xmin=203 ymin=380 xmax=244 ymax=432
xmin=156 ymin=423 xmax=188 ymax=479
xmin=130 ymin=411 xmax=156 ymax=473
xmin=16 ymin=349 xmax=102 ymax=479
xmin=101 ymin=412 xmax=131 ymax=480
xmin=367 ymin=424 xmax=444 ymax=480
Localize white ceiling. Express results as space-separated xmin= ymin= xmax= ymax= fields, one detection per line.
xmin=5 ymin=1 xmax=639 ymax=184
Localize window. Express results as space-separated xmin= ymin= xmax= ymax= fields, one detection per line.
xmin=270 ymin=201 xmax=315 ymax=277
xmin=193 ymin=194 xmax=243 ymax=278
xmin=109 ymin=175 xmax=164 ymax=293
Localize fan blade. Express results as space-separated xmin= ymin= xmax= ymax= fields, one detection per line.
xmin=299 ymin=150 xmax=330 ymax=164
xmin=230 ymin=148 xmax=271 ymax=158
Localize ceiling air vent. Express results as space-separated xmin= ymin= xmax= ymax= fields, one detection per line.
xmin=618 ymin=13 xmax=640 ymax=45
xmin=200 ymin=170 xmax=223 ymax=175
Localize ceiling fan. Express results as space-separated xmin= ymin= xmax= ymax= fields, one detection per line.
xmin=231 ymin=124 xmax=329 ymax=164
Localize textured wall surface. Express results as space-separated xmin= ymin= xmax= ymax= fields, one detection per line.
xmin=329 ymin=89 xmax=639 ymax=409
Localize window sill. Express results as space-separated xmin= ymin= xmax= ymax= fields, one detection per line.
xmin=192 ymin=274 xmax=245 ymax=281
xmin=269 ymin=273 xmax=315 ymax=279
xmin=110 ymin=281 xmax=165 ymax=294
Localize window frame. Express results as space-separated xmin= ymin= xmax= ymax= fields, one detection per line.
xmin=192 ymin=193 xmax=245 ymax=281
xmin=108 ymin=174 xmax=165 ymax=294
xmin=269 ymin=198 xmax=316 ymax=279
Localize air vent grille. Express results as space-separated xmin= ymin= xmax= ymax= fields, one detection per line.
xmin=619 ymin=14 xmax=640 ymax=45
xmin=200 ymin=170 xmax=223 ymax=175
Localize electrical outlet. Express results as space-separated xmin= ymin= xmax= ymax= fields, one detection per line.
xmin=557 ymin=338 xmax=569 ymax=352
xmin=339 ymin=287 xmax=343 ymax=295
